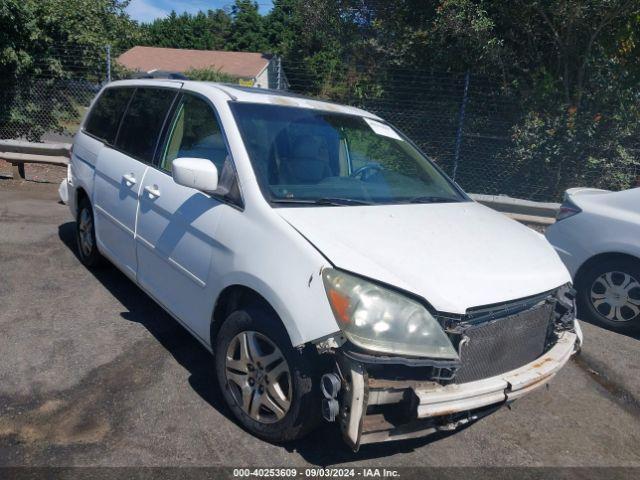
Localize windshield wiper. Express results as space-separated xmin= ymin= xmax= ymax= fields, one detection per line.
xmin=407 ymin=195 xmax=461 ymax=204
xmin=272 ymin=197 xmax=373 ymax=206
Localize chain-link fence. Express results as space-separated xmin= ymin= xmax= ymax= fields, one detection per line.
xmin=1 ymin=44 xmax=638 ymax=201
xmin=283 ymin=63 xmax=640 ymax=201
xmin=0 ymin=45 xmax=112 ymax=143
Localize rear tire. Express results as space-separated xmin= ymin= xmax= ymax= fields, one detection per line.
xmin=76 ymin=198 xmax=103 ymax=268
xmin=576 ymin=257 xmax=640 ymax=331
xmin=214 ymin=308 xmax=321 ymax=442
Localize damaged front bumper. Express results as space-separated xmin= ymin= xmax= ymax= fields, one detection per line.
xmin=336 ymin=330 xmax=578 ymax=450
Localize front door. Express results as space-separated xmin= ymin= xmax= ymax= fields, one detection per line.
xmin=136 ymin=93 xmax=233 ymax=338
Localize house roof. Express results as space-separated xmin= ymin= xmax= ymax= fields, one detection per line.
xmin=117 ymin=46 xmax=272 ymax=78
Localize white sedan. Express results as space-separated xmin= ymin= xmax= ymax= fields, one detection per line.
xmin=546 ymin=187 xmax=640 ymax=331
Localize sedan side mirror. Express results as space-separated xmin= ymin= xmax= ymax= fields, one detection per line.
xmin=172 ymin=157 xmax=219 ymax=193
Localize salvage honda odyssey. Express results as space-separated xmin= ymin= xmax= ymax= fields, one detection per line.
xmin=67 ymin=80 xmax=582 ymax=450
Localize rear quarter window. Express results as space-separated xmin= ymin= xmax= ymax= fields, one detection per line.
xmin=83 ymin=88 xmax=134 ymax=144
xmin=116 ymin=87 xmax=177 ymax=163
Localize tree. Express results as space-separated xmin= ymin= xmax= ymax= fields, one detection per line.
xmin=492 ymin=0 xmax=639 ymax=108
xmin=185 ymin=68 xmax=238 ymax=83
xmin=229 ymin=0 xmax=269 ymax=51
xmin=140 ymin=9 xmax=232 ymax=50
xmin=264 ymin=0 xmax=300 ymax=55
xmin=485 ymin=0 xmax=640 ymax=198
xmin=0 ymin=0 xmax=140 ymax=140
xmin=207 ymin=9 xmax=233 ymax=50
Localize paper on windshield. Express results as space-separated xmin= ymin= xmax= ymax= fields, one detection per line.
xmin=363 ymin=118 xmax=403 ymax=141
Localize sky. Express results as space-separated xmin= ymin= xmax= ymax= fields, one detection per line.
xmin=127 ymin=0 xmax=274 ymax=24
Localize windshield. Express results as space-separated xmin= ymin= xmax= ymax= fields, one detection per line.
xmin=230 ymin=102 xmax=466 ymax=206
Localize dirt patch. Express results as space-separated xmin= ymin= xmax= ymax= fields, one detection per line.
xmin=0 ymin=337 xmax=167 ymax=448
xmin=0 ymin=159 xmax=66 ymax=185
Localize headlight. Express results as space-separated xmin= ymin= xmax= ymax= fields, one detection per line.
xmin=322 ymin=268 xmax=458 ymax=359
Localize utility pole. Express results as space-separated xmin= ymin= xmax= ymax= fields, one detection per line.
xmin=452 ymin=71 xmax=470 ymax=181
xmin=106 ymin=45 xmax=111 ymax=84
xmin=277 ymin=57 xmax=282 ymax=90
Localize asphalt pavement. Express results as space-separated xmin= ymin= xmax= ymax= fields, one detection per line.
xmin=1 ymin=180 xmax=639 ymax=468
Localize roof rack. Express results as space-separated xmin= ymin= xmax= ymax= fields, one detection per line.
xmin=130 ymin=70 xmax=188 ymax=80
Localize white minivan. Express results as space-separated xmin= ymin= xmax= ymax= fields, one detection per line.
xmin=68 ymin=80 xmax=581 ymax=450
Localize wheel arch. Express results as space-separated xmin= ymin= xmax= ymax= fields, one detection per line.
xmin=75 ymin=186 xmax=89 ymax=211
xmin=574 ymin=252 xmax=640 ymax=287
xmin=210 ymin=283 xmax=301 ymax=350
xmin=73 ymin=187 xmax=92 ymax=238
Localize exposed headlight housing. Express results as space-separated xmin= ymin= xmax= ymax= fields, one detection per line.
xmin=322 ymin=268 xmax=458 ymax=359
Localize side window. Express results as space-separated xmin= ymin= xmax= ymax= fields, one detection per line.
xmin=160 ymin=94 xmax=229 ymax=173
xmin=84 ymin=88 xmax=133 ymax=144
xmin=116 ymin=88 xmax=177 ymax=163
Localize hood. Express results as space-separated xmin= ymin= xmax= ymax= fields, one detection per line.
xmin=278 ymin=202 xmax=570 ymax=314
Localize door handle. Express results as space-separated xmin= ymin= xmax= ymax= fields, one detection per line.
xmin=144 ymin=185 xmax=161 ymax=198
xmin=122 ymin=173 xmax=136 ymax=185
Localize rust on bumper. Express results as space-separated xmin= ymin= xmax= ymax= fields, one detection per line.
xmin=415 ymin=330 xmax=577 ymax=417
xmin=340 ymin=330 xmax=578 ymax=449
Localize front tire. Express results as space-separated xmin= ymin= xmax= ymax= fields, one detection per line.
xmin=576 ymin=257 xmax=640 ymax=331
xmin=76 ymin=198 xmax=103 ymax=267
xmin=215 ymin=308 xmax=320 ymax=443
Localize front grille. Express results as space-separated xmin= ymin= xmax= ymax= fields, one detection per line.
xmin=453 ymin=301 xmax=554 ymax=384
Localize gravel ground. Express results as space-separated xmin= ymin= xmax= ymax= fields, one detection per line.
xmin=0 ymin=160 xmax=67 ymax=185
xmin=0 ymin=179 xmax=639 ymax=469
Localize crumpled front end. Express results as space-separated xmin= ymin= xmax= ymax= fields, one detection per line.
xmin=316 ymin=286 xmax=581 ymax=450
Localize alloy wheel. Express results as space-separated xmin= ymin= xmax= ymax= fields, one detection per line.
xmin=590 ymin=271 xmax=640 ymax=322
xmin=78 ymin=208 xmax=94 ymax=257
xmin=225 ymin=331 xmax=292 ymax=424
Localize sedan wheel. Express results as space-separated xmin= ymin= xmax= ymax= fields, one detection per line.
xmin=225 ymin=331 xmax=292 ymax=424
xmin=577 ymin=257 xmax=640 ymax=331
xmin=590 ymin=271 xmax=640 ymax=323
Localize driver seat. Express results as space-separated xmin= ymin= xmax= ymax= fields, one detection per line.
xmin=279 ymin=135 xmax=332 ymax=184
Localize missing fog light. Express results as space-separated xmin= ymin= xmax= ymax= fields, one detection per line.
xmin=321 ymin=373 xmax=341 ymax=399
xmin=322 ymin=398 xmax=340 ymax=422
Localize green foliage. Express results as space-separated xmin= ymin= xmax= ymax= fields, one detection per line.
xmin=229 ymin=0 xmax=269 ymax=51
xmin=185 ymin=68 xmax=239 ymax=83
xmin=264 ymin=0 xmax=299 ymax=55
xmin=430 ymin=0 xmax=504 ymax=71
xmin=0 ymin=0 xmax=140 ymax=140
xmin=137 ymin=1 xmax=271 ymax=53
xmin=503 ymin=82 xmax=640 ymax=198
xmin=0 ymin=0 xmax=35 ymax=76
xmin=488 ymin=0 xmax=640 ymax=196
xmin=140 ymin=9 xmax=232 ymax=50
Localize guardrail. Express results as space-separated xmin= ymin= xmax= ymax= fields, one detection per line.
xmin=0 ymin=140 xmax=70 ymax=180
xmin=469 ymin=193 xmax=559 ymax=226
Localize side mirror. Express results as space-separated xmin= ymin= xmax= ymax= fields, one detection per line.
xmin=171 ymin=157 xmax=219 ymax=193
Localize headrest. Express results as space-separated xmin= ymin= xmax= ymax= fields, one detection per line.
xmin=290 ymin=135 xmax=329 ymax=162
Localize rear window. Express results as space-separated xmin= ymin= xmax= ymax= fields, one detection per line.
xmin=116 ymin=88 xmax=177 ymax=163
xmin=84 ymin=88 xmax=133 ymax=144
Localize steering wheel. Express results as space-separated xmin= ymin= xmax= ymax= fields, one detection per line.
xmin=350 ymin=163 xmax=383 ymax=181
